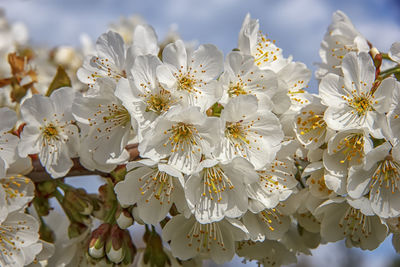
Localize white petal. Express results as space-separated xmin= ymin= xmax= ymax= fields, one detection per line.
xmin=191 ymin=44 xmax=223 ymax=81
xmin=342 ymin=52 xmax=375 ymax=94
xmin=162 ymin=40 xmax=187 ymax=71
xmin=389 ymin=42 xmax=400 ymax=63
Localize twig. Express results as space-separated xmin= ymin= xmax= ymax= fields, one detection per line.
xmin=27 ymin=143 xmax=140 ymax=182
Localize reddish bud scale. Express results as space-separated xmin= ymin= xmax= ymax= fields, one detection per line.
xmin=110 ymin=224 xmax=124 ymax=250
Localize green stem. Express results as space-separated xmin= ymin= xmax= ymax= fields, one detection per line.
xmin=53 ymin=188 xmax=64 ymax=203
xmin=104 ymin=201 xmax=118 ymax=224
xmin=379 ymin=66 xmax=400 ymax=76
xmin=55 ymin=180 xmax=75 ymax=191
xmin=103 ymin=178 xmax=118 ymax=224
xmin=381 ymin=53 xmax=391 ymax=60
xmin=53 ymin=189 xmax=75 ymax=222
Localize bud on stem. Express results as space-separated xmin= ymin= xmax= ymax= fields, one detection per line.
xmin=88 ymin=223 xmax=111 ymax=259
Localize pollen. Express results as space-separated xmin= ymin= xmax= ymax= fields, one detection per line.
xmin=186 ymin=222 xmax=226 ymax=252
xmin=144 ymin=88 xmax=173 ymax=115
xmin=254 ymin=31 xmax=281 ymax=66
xmin=202 ymin=166 xmax=234 ymax=203
xmin=139 ymin=168 xmax=175 ymax=205
xmin=339 ymin=206 xmax=372 ymax=240
xmin=370 ymin=157 xmax=400 ymax=195
xmin=336 ymin=133 xmax=364 ymax=164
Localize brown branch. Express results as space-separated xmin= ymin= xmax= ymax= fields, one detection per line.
xmin=27 ymin=143 xmax=140 ymax=183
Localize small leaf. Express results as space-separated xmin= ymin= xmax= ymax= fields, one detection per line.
xmin=395 ymin=72 xmax=400 ymax=82
xmin=46 ymin=66 xmax=71 ymax=96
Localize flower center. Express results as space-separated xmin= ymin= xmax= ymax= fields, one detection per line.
xmin=339 ymin=207 xmax=371 ymax=239
xmin=351 ymin=96 xmax=373 ymax=116
xmin=178 ymin=75 xmax=196 ymax=92
xmin=138 ymin=169 xmax=174 ymax=205
xmin=186 ymin=222 xmax=226 ymax=252
xmin=371 ymin=158 xmax=400 ymax=194
xmin=333 ymin=133 xmax=364 ymax=164
xmin=145 ymin=91 xmax=171 ymax=114
xmin=90 ymin=56 xmax=127 ymax=83
xmin=1 ymin=175 xmax=31 ymax=199
xmin=43 ymin=123 xmax=59 ymax=138
xmin=164 ymin=122 xmax=201 ymax=153
xmin=254 ymin=32 xmax=280 ymax=66
xmin=202 ymin=166 xmax=234 ymax=202
xmin=225 ymin=121 xmax=249 ymax=144
xmin=228 ymin=83 xmax=247 ymax=97
xmin=297 ymin=110 xmax=326 ymax=143
xmin=259 ymin=208 xmax=283 ymax=231
xmin=102 ymin=105 xmax=130 ymax=126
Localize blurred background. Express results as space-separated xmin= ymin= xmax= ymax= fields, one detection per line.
xmin=1 ymin=0 xmax=400 ymax=266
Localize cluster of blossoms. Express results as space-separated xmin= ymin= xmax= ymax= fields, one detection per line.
xmin=0 ymin=8 xmax=400 ymax=266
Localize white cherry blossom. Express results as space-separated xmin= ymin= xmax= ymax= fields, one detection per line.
xmin=114 ymin=159 xmax=187 ymax=225
xmin=73 ymin=78 xmax=136 ymax=165
xmin=139 ymin=105 xmax=221 ymax=174
xmin=162 ymin=214 xmax=248 ymax=264
xmin=320 ymin=52 xmax=395 ymax=137
xmin=387 ymin=80 xmax=400 ymax=143
xmin=348 ymin=142 xmax=400 ymax=218
xmin=316 ymin=197 xmax=388 ymax=250
xmin=0 ymin=175 xmax=34 ymax=222
xmin=242 ymin=207 xmax=291 ymax=242
xmin=129 ymin=24 xmax=159 ymax=58
xmin=238 ymin=13 xmax=289 ymax=73
xmin=156 ymin=40 xmax=223 ymax=111
xmin=323 ymin=128 xmax=372 ymax=195
xmin=18 ymin=88 xmax=79 ymax=178
xmin=294 ymin=97 xmax=329 ymax=150
xmin=77 ymin=31 xmax=129 ymax=87
xmin=236 ymin=239 xmax=296 ymax=267
xmin=246 ymin=157 xmax=298 ymax=211
xmin=219 ymin=51 xmax=278 ymax=104
xmin=316 ymin=10 xmax=369 ymax=79
xmin=116 ymin=54 xmax=179 ymax=139
xmin=185 ymin=157 xmax=258 ymax=223
xmin=0 ymin=107 xmax=19 ymax=177
xmin=217 ymin=95 xmax=283 ymax=169
xmin=0 ymin=211 xmax=40 ymax=267
xmin=389 ymin=42 xmax=400 ymax=63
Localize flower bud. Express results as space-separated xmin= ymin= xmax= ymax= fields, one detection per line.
xmin=37 ymin=180 xmax=56 ymax=196
xmin=88 ymin=223 xmax=111 ymax=259
xmin=64 ymin=190 xmax=93 ymax=215
xmin=33 ymin=196 xmax=51 ymax=216
xmin=116 ymin=208 xmax=134 ymax=229
xmin=68 ymin=221 xmax=88 ymax=239
xmin=106 ymin=225 xmax=125 ymax=263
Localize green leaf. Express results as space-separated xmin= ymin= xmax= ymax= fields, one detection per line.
xmin=395 ymin=72 xmax=400 ymax=82
xmin=46 ymin=66 xmax=71 ymax=97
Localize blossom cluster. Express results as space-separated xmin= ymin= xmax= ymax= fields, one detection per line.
xmin=0 ymin=9 xmax=400 ymax=267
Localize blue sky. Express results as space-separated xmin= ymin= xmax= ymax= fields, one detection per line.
xmin=3 ymin=0 xmax=400 ymax=265
xmin=2 ymin=0 xmax=400 ymax=92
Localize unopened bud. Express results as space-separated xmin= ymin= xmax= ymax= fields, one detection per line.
xmin=116 ymin=209 xmax=134 ymax=229
xmin=68 ymin=222 xmax=88 ymax=239
xmin=106 ymin=225 xmax=125 ymax=263
xmin=88 ymin=223 xmax=111 ymax=259
xmin=64 ymin=190 xmax=93 ymax=215
xmin=370 ymin=47 xmax=380 ymax=59
xmin=33 ymin=196 xmax=51 ymax=217
xmin=37 ymin=180 xmax=56 ymax=196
